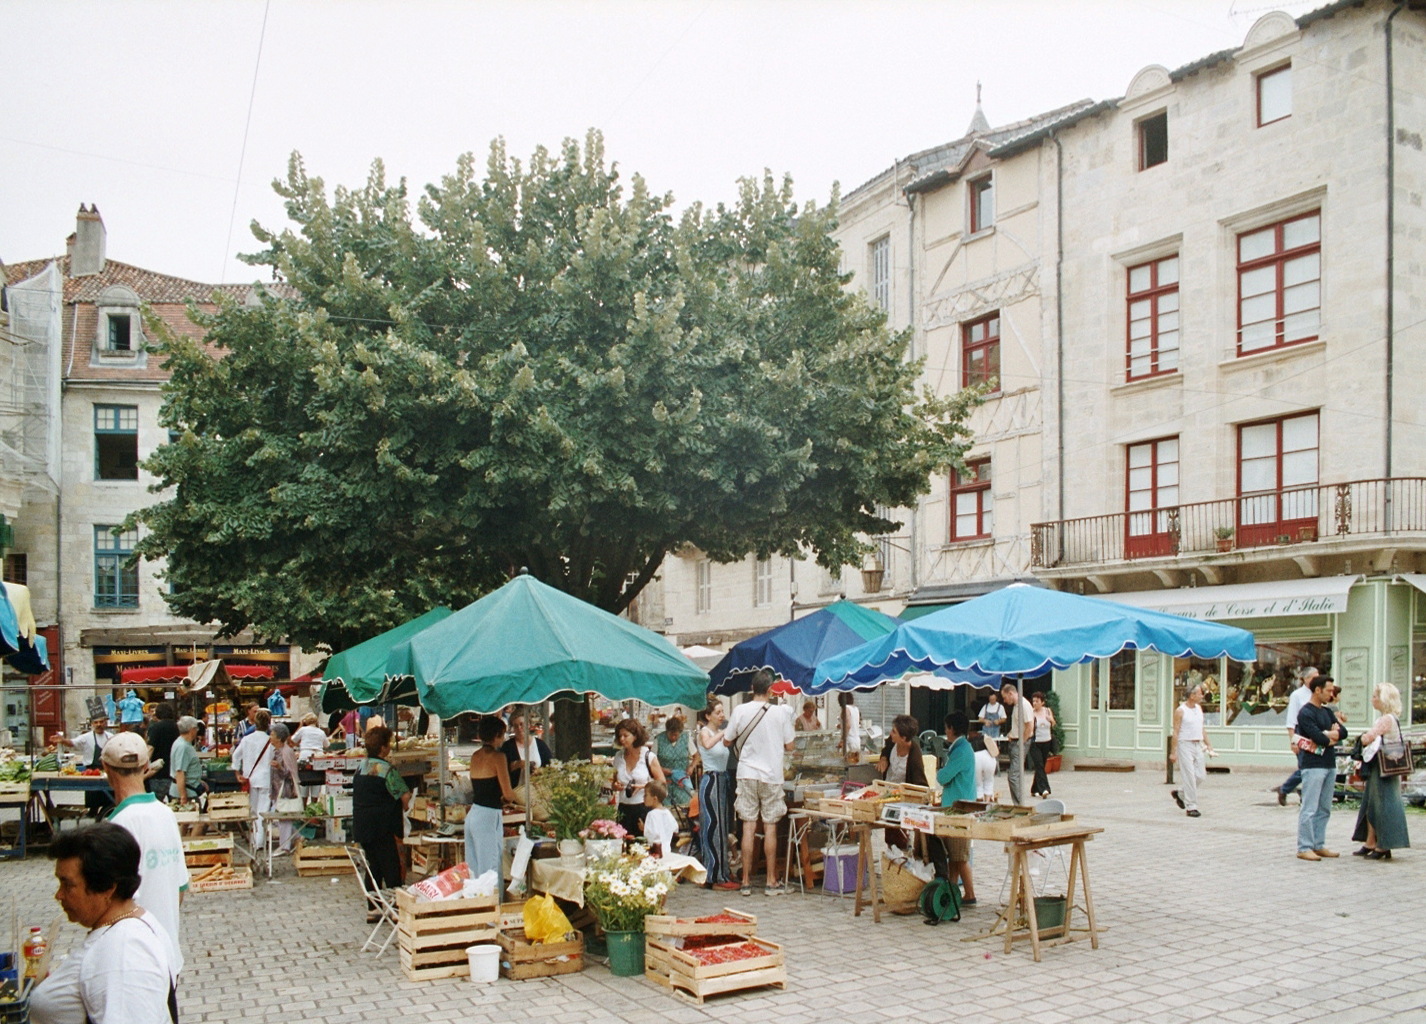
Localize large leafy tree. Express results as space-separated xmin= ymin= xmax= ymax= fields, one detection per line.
xmin=136 ymin=131 xmax=978 ymax=657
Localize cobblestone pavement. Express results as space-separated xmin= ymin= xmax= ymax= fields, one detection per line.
xmin=4 ymin=768 xmax=1424 ymax=1023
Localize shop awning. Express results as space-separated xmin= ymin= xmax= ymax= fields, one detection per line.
xmin=1393 ymin=574 xmax=1426 ymax=597
xmin=119 ymin=662 xmax=277 ymax=685
xmin=1098 ymin=575 xmax=1362 ymax=621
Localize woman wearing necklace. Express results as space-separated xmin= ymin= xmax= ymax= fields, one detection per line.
xmin=31 ymin=823 xmax=176 ymax=1024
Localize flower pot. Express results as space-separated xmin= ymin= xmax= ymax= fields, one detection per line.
xmin=1298 ymin=525 xmax=1317 ymax=542
xmin=1215 ymin=537 xmax=1233 ymax=552
xmin=604 ymin=929 xmax=645 ymax=976
xmin=1044 ymin=755 xmax=1062 ymax=774
xmin=584 ymin=838 xmax=623 ymax=866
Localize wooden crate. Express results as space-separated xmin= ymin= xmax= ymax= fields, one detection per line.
xmin=206 ymin=793 xmax=251 ymax=821
xmin=496 ymin=928 xmax=584 ymax=979
xmin=183 ymin=835 xmax=233 ymax=869
xmin=395 ymin=889 xmax=499 ymax=982
xmin=645 ymin=937 xmax=785 ymax=1005
xmin=932 ymin=806 xmax=1066 ymax=839
xmin=189 ymin=864 xmax=254 ymax=893
xmin=646 ymin=909 xmax=757 ymax=938
xmin=292 ymin=838 xmax=350 ymax=877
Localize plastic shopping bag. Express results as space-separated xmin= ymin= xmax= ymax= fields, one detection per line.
xmin=523 ymin=894 xmax=575 ymax=945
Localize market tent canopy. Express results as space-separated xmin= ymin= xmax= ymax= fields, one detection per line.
xmin=708 ymin=601 xmax=903 ymax=696
xmin=813 ymin=583 xmax=1258 ymax=691
xmin=318 ymin=607 xmax=453 ymax=712
xmin=0 ymin=582 xmax=48 ymax=675
xmin=389 ymin=574 xmax=708 ymax=718
xmin=120 ymin=662 xmax=276 ymax=685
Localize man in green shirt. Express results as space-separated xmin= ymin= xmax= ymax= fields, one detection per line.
xmin=171 ymin=716 xmax=205 ymax=806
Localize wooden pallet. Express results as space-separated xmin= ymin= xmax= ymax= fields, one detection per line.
xmin=395 ymin=889 xmax=499 ymax=981
xmin=207 ymin=793 xmax=251 ymax=821
xmin=189 ymin=864 xmax=254 ymax=893
xmin=292 ymin=838 xmax=350 ymax=876
xmin=646 ymin=909 xmax=757 ymax=938
xmin=496 ymin=928 xmax=584 ymax=979
xmin=645 ymin=936 xmax=785 ymax=1004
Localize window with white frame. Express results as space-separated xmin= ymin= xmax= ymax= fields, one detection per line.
xmin=696 ymin=560 xmax=712 ymax=614
xmin=1238 ymin=411 xmax=1319 ymax=543
xmin=754 ymin=557 xmax=773 ymax=607
xmin=869 ymin=236 xmax=891 ymax=312
xmin=950 ymin=459 xmax=993 ymax=541
xmin=1257 ymin=64 xmax=1291 ymax=126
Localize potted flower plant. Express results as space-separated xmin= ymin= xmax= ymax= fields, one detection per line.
xmin=579 ymin=819 xmax=628 ymax=864
xmin=538 ymin=760 xmax=608 ymax=856
xmin=1042 ymin=688 xmax=1066 ymax=773
xmin=1214 ymin=526 xmax=1234 ymax=552
xmin=584 ymin=850 xmax=673 ymax=976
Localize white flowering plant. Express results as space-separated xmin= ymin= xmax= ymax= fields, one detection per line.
xmin=583 ymin=849 xmax=673 ymax=932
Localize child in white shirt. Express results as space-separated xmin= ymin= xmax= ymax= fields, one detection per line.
xmin=642 ymin=780 xmax=678 ymax=857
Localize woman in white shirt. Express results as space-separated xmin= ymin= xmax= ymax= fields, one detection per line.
xmin=838 ymin=692 xmax=862 ymax=763
xmin=613 ymin=718 xmax=665 ymax=836
xmin=1029 ymin=692 xmax=1056 ymax=799
xmin=31 ymin=823 xmax=174 ymax=1024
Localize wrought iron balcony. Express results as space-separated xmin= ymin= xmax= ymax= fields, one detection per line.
xmin=1031 ymin=478 xmax=1426 ymax=569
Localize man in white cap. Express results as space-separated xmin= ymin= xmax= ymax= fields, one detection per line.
xmin=103 ymin=731 xmax=189 ymax=977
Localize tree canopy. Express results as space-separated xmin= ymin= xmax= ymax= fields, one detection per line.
xmin=134 ymin=131 xmax=979 ymax=651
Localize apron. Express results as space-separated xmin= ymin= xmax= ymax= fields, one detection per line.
xmin=86 ymin=734 xmax=112 ymax=815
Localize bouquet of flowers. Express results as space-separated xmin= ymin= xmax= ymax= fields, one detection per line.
xmin=538 ymin=760 xmax=609 ymax=840
xmin=583 ymin=850 xmax=673 ymax=933
xmin=579 ymin=819 xmax=628 ymax=841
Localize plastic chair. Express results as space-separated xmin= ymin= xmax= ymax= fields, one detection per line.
xmin=346 ymin=844 xmax=400 ymax=955
xmin=919 ymin=730 xmax=947 ymax=768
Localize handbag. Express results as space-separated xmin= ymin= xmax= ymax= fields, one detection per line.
xmin=1378 ymin=716 xmax=1413 ymax=778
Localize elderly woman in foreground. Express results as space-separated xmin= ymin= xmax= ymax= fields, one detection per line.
xmin=30 ymin=823 xmax=176 ymax=1024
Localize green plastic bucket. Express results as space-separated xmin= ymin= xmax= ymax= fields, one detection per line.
xmin=1033 ymin=895 xmax=1067 ymax=931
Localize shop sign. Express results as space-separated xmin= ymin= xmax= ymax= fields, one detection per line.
xmin=1148 ymin=594 xmax=1345 ymax=621
xmin=92 ymin=646 xmax=167 ymax=665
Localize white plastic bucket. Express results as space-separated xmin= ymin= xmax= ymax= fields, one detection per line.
xmin=466 ymin=943 xmax=500 ymax=984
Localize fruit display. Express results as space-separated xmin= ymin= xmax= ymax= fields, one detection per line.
xmin=686 ymin=941 xmax=769 ymax=966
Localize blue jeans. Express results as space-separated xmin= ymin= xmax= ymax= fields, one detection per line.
xmin=1297 ymin=767 xmax=1334 ymax=852
xmin=1280 ymin=749 xmax=1304 ymax=795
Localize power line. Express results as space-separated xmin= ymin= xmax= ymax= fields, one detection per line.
xmin=220 ymin=0 xmax=272 ymax=285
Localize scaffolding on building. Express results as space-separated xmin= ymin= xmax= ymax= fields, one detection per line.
xmin=0 ymin=261 xmax=62 ymax=492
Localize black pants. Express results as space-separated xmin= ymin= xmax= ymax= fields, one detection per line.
xmin=1030 ymin=741 xmax=1053 ymax=797
xmin=617 ymin=802 xmax=649 ymax=837
xmin=360 ymin=833 xmax=404 ymax=895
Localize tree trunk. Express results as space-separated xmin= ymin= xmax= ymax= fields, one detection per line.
xmin=551 ymin=694 xmax=592 ymax=761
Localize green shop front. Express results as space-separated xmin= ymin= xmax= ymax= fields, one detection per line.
xmin=1051 ymin=575 xmax=1422 ymax=767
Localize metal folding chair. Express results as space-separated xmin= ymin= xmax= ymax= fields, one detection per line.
xmin=346 ymin=844 xmax=400 ymax=955
xmin=996 ymin=798 xmax=1070 ymax=903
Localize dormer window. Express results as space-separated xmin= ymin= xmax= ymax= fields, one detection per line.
xmin=92 ymin=285 xmax=145 ymax=365
xmin=107 ymin=313 xmax=132 ymax=352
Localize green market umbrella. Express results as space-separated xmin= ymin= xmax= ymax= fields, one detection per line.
xmin=318 ymin=606 xmax=453 ymax=713
xmin=387 ymin=573 xmax=708 ymax=717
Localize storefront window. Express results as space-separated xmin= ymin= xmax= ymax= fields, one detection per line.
xmin=1173 ymin=656 xmax=1223 ymax=726
xmin=1225 ymin=640 xmax=1331 ymax=728
xmin=1412 ymin=640 xmax=1426 ymax=726
xmin=1109 ymin=651 xmax=1136 ymax=710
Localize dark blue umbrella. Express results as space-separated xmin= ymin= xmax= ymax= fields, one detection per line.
xmin=709 ymin=601 xmax=904 ymax=695
xmin=813 ymin=583 xmax=1256 ymax=691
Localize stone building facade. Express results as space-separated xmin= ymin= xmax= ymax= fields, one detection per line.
xmin=2 ymin=208 xmax=302 ymax=738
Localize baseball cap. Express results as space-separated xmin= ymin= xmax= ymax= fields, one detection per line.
xmin=100 ymin=732 xmax=150 ymax=768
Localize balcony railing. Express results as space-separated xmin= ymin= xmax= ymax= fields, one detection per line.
xmin=1031 ymin=478 xmax=1426 ymax=569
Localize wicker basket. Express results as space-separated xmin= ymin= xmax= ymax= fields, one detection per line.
xmin=880 ymin=855 xmax=928 ymax=914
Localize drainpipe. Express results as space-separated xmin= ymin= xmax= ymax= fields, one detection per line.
xmin=1384 ymin=2 xmax=1406 ymax=530
xmin=1052 ymin=131 xmax=1066 ymax=564
xmin=907 ymin=181 xmax=920 ymax=589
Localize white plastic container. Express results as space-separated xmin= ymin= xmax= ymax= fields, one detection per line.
xmin=466 ymin=943 xmax=500 ymax=984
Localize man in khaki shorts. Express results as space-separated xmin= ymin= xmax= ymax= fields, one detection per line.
xmin=724 ymin=670 xmax=795 ymax=896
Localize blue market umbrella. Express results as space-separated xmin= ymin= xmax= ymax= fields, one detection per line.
xmin=709 ymin=601 xmax=904 ymax=695
xmin=812 ymin=583 xmax=1257 ymax=691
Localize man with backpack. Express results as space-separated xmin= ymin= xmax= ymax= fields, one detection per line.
xmin=723 ymin=670 xmax=795 ymax=897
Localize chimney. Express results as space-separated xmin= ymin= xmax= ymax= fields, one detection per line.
xmin=71 ymin=204 xmax=106 ymax=277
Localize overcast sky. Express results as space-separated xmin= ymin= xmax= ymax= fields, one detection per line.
xmin=3 ymin=0 xmax=1321 ymax=285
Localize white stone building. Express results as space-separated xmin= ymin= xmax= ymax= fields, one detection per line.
xmin=648 ymin=1 xmax=1426 ymax=763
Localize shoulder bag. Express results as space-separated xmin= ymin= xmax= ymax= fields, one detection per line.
xmin=729 ymin=703 xmax=771 ymax=767
xmin=1378 ymin=716 xmax=1413 ymax=778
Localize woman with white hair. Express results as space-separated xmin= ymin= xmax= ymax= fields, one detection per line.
xmin=1351 ymin=682 xmax=1410 ymax=860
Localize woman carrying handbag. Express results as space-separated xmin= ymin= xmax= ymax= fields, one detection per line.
xmin=1351 ymin=682 xmax=1411 ymax=860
